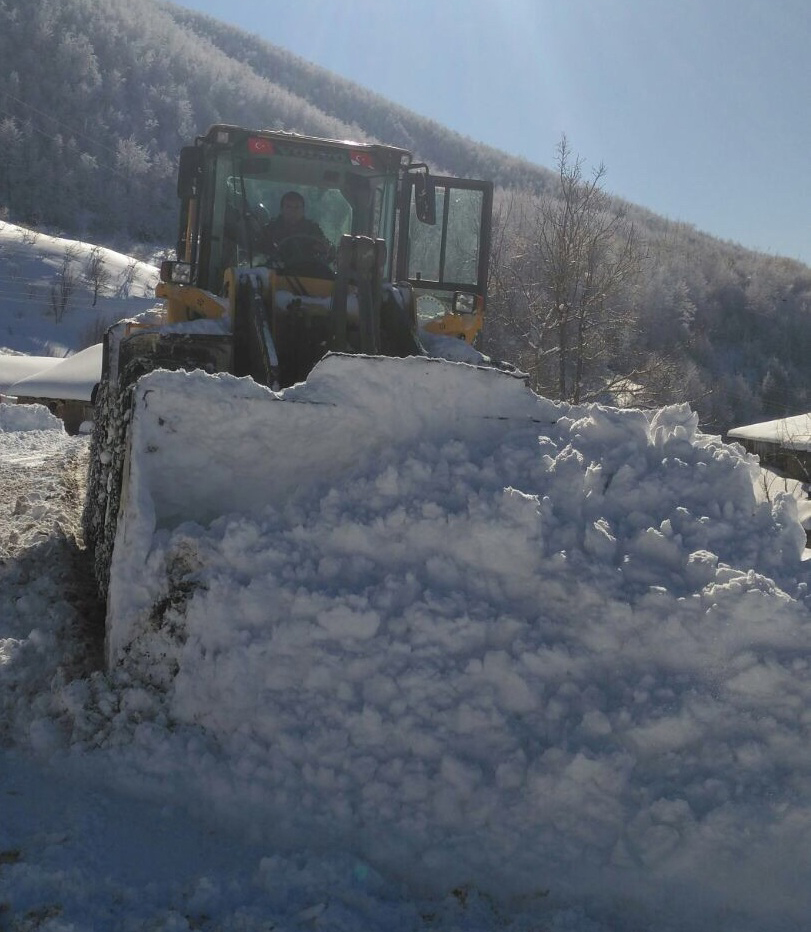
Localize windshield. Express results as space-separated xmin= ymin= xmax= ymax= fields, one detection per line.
xmin=201 ymin=140 xmax=400 ymax=291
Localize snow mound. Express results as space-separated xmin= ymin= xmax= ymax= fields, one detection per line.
xmin=5 ymin=339 xmax=811 ymax=929
xmin=0 ymin=401 xmax=65 ymax=433
xmin=88 ymin=357 xmax=811 ymax=928
xmin=419 ymin=328 xmax=492 ymax=363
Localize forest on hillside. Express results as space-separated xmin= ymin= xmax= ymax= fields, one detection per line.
xmin=1 ymin=0 xmax=810 ymax=433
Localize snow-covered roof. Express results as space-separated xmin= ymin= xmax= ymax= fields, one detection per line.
xmin=728 ymin=412 xmax=811 ymax=450
xmin=0 ymin=354 xmax=63 ymax=394
xmin=6 ymin=343 xmax=103 ymax=402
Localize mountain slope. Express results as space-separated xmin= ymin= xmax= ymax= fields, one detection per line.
xmin=0 ymin=0 xmax=551 ymax=245
xmin=0 ymin=222 xmax=159 ymax=359
xmin=157 ymin=1 xmax=554 ymax=190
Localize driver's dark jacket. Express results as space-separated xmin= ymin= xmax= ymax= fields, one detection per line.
xmin=262 ymin=217 xmax=329 ymax=252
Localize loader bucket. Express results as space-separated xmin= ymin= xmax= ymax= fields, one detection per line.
xmin=105 ymin=353 xmax=556 ymax=661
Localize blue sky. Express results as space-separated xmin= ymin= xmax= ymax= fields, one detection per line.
xmin=177 ymin=0 xmax=811 ymax=264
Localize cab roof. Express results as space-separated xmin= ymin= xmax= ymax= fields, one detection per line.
xmin=199 ymin=124 xmax=413 ymax=169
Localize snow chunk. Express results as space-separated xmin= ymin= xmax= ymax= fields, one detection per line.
xmin=0 ymin=402 xmax=65 ymax=433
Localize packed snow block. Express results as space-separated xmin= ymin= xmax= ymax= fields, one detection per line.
xmin=106 ymin=354 xmax=556 ymax=661
xmin=125 ymin=354 xmax=548 ymax=530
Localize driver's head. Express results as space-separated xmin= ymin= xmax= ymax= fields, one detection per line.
xmin=280 ymin=191 xmax=305 ymax=225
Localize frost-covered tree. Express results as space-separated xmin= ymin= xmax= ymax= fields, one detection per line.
xmin=84 ymin=246 xmax=110 ymax=307
xmin=488 ymin=137 xmax=647 ymax=403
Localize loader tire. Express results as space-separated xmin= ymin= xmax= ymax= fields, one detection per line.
xmin=82 ymin=378 xmax=131 ymax=602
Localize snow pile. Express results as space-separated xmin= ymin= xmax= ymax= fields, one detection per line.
xmin=0 ymin=401 xmax=88 ymax=562
xmin=0 ymin=401 xmax=65 ymax=434
xmin=73 ymin=357 xmax=811 ymax=930
xmin=105 ymin=356 xmax=547 ymax=653
xmin=419 ymin=327 xmax=492 ymax=363
xmin=753 ymin=465 xmax=811 ymax=534
xmin=4 ymin=348 xmax=811 ymax=927
xmin=0 ymin=404 xmax=89 ymax=753
xmin=0 ymin=402 xmax=82 ymax=554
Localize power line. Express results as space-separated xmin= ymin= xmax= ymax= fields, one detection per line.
xmin=1 ymin=91 xmax=129 ymax=162
xmin=0 ymin=94 xmax=156 ymax=186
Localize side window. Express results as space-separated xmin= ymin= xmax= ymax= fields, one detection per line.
xmin=442 ymin=188 xmax=485 ymax=286
xmin=404 ymin=181 xmax=489 ymax=289
xmin=407 ymin=188 xmax=446 ymax=282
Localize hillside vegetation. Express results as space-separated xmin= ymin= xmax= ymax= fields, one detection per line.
xmin=1 ymin=0 xmax=810 ymax=432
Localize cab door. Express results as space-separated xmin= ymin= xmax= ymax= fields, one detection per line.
xmin=396 ymin=176 xmax=493 ymax=343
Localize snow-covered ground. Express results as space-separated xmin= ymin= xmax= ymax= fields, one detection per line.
xmin=0 ymin=222 xmax=160 ymax=358
xmin=0 ymin=222 xmax=160 ymax=408
xmin=4 ymin=226 xmax=811 ymax=930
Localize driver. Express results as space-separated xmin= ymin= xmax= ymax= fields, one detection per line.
xmin=262 ymin=191 xmax=333 ymax=262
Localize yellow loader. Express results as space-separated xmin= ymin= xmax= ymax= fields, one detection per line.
xmin=82 ymin=125 xmax=531 ymax=663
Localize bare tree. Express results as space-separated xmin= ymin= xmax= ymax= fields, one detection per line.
xmin=488 ymin=137 xmax=648 ymax=403
xmin=50 ymin=249 xmax=79 ymax=323
xmin=84 ymin=246 xmax=110 ymax=307
xmin=20 ymin=226 xmax=39 ymax=246
xmin=117 ymin=258 xmax=139 ymax=297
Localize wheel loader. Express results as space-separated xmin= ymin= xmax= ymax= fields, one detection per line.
xmin=83 ymin=124 xmax=542 ymax=665
xmin=163 ymin=122 xmax=493 ymax=367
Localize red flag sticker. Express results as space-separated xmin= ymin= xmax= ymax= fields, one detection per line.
xmin=350 ymin=151 xmax=375 ymax=169
xmin=248 ymin=137 xmax=275 ymax=155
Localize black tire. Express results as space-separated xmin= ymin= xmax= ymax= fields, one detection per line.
xmin=82 ymin=378 xmax=132 ymax=602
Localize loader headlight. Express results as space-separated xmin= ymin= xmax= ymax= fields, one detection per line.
xmin=160 ymin=260 xmax=192 ymax=285
xmin=453 ymin=292 xmax=476 ymax=315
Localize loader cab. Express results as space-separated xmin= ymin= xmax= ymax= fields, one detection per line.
xmin=173 ymin=125 xmax=407 ymax=295
xmin=166 ymin=124 xmax=493 ymax=345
